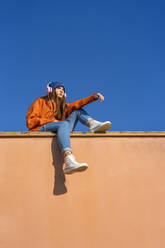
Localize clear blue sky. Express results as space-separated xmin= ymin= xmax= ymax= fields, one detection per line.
xmin=1 ymin=0 xmax=165 ymax=132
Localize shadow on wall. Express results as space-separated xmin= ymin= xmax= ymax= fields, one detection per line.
xmin=51 ymin=138 xmax=67 ymax=195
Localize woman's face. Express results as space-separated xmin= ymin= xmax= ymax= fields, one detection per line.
xmin=55 ymin=86 xmax=65 ymax=98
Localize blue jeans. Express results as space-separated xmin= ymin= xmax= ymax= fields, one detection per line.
xmin=39 ymin=108 xmax=91 ymax=153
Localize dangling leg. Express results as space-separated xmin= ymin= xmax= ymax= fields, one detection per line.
xmin=57 ymin=121 xmax=88 ymax=174
xmin=39 ymin=120 xmax=88 ymax=174
xmin=39 ymin=120 xmax=72 ymax=156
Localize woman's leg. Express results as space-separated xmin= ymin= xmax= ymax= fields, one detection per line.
xmin=39 ymin=121 xmax=72 ymax=154
xmin=57 ymin=109 xmax=92 ymax=156
xmin=57 ymin=120 xmax=88 ymax=174
xmin=65 ymin=108 xmax=111 ymax=132
xmin=65 ymin=108 xmax=92 ymax=131
xmin=57 ymin=109 xmax=91 ymax=153
xmin=39 ymin=119 xmax=88 ymax=174
xmin=56 ymin=121 xmax=72 ymax=154
xmin=39 ymin=113 xmax=89 ymax=174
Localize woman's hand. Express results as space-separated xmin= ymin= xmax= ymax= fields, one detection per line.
xmin=96 ymin=93 xmax=104 ymax=102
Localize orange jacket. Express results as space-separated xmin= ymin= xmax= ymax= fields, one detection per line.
xmin=26 ymin=93 xmax=98 ymax=131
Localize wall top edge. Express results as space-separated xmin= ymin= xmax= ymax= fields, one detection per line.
xmin=0 ymin=131 xmax=165 ymax=137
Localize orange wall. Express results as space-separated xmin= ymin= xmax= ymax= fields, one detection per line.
xmin=0 ymin=132 xmax=165 ymax=248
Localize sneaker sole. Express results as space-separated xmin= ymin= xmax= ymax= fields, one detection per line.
xmin=64 ymin=164 xmax=88 ymax=174
xmin=92 ymin=122 xmax=111 ymax=133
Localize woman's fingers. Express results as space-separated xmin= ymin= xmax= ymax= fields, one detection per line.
xmin=97 ymin=93 xmax=104 ymax=102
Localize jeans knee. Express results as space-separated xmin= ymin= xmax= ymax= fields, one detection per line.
xmin=71 ymin=109 xmax=79 ymax=115
xmin=71 ymin=108 xmax=83 ymax=116
xmin=60 ymin=121 xmax=69 ymax=128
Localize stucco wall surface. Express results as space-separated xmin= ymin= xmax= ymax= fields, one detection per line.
xmin=0 ymin=132 xmax=165 ymax=248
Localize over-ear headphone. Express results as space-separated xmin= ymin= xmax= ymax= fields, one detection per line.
xmin=46 ymin=81 xmax=66 ymax=98
xmin=46 ymin=82 xmax=53 ymax=93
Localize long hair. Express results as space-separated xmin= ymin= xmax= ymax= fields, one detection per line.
xmin=51 ymin=90 xmax=68 ymax=120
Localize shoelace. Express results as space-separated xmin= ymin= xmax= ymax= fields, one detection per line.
xmin=65 ymin=154 xmax=76 ymax=162
xmin=70 ymin=155 xmax=76 ymax=161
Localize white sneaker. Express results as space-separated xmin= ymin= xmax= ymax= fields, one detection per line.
xmin=64 ymin=154 xmax=88 ymax=174
xmin=89 ymin=120 xmax=111 ymax=133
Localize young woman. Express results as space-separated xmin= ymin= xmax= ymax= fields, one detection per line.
xmin=26 ymin=81 xmax=111 ymax=174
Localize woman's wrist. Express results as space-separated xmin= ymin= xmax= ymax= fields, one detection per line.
xmin=93 ymin=93 xmax=99 ymax=100
xmin=93 ymin=93 xmax=104 ymax=102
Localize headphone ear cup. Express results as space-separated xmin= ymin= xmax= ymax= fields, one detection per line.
xmin=64 ymin=93 xmax=67 ymax=98
xmin=46 ymin=82 xmax=53 ymax=93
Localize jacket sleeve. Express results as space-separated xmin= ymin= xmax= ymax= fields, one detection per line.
xmin=26 ymin=99 xmax=41 ymax=130
xmin=26 ymin=98 xmax=50 ymax=130
xmin=67 ymin=93 xmax=99 ymax=112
